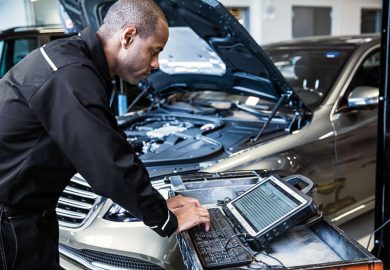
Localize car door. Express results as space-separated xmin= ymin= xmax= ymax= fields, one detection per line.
xmin=331 ymin=48 xmax=380 ymax=219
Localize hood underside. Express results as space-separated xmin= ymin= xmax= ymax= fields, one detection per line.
xmin=59 ymin=0 xmax=299 ymax=105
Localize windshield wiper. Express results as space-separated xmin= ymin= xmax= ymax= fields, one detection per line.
xmin=253 ymin=94 xmax=286 ymax=142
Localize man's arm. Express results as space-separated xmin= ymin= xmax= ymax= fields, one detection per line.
xmin=29 ymin=64 xmax=179 ymax=236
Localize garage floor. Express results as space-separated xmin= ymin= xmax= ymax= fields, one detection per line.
xmin=339 ymin=210 xmax=375 ymax=251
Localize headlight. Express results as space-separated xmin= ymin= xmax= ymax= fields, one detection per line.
xmin=103 ymin=203 xmax=141 ymax=222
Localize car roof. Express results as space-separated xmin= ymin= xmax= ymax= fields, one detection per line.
xmin=265 ymin=34 xmax=380 ymax=49
xmin=0 ymin=25 xmax=65 ymax=39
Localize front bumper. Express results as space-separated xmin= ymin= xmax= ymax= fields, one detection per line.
xmin=59 ymin=200 xmax=185 ymax=270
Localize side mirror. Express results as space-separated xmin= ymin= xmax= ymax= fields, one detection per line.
xmin=347 ymin=86 xmax=379 ymax=109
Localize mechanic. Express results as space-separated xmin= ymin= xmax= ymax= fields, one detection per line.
xmin=0 ymin=0 xmax=211 ymax=269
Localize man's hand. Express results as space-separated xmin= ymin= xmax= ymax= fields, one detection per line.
xmin=167 ymin=195 xmax=211 ymax=233
xmin=172 ymin=204 xmax=211 ymax=233
xmin=167 ymin=195 xmax=200 ymax=211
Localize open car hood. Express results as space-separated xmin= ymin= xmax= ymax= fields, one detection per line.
xmin=59 ymin=0 xmax=300 ymax=104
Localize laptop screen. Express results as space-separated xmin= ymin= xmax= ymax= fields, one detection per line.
xmin=232 ymin=180 xmax=303 ymax=233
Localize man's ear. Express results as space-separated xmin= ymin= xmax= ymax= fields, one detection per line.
xmin=121 ymin=25 xmax=137 ymax=48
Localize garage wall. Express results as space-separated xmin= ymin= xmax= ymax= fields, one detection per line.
xmin=220 ymin=0 xmax=381 ymax=45
xmin=336 ymin=0 xmax=382 ymax=35
xmin=0 ymin=0 xmax=32 ymax=29
xmin=32 ymin=0 xmax=61 ymax=25
xmin=220 ymin=0 xmax=263 ymax=46
xmin=0 ymin=0 xmax=382 ymax=43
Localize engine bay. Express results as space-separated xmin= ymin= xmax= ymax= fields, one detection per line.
xmin=121 ymin=109 xmax=290 ymax=166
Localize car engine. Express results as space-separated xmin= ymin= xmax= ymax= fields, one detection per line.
xmin=122 ymin=115 xmax=224 ymax=165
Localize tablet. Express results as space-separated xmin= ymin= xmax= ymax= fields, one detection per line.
xmin=224 ymin=175 xmax=317 ymax=239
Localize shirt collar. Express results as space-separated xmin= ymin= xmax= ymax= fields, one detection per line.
xmin=79 ymin=27 xmax=112 ymax=91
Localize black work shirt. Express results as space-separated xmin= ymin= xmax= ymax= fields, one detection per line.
xmin=0 ymin=28 xmax=177 ymax=237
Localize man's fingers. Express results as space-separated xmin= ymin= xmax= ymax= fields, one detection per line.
xmin=197 ymin=207 xmax=210 ymax=217
xmin=189 ymin=198 xmax=201 ymax=207
xmin=195 ymin=209 xmax=211 ymax=231
xmin=174 ymin=204 xmax=212 ymax=233
xmin=195 ymin=216 xmax=211 ymax=232
xmin=167 ymin=195 xmax=201 ymax=210
xmin=204 ymin=222 xmax=210 ymax=232
xmin=178 ymin=196 xmax=201 ymax=207
xmin=197 ymin=217 xmax=210 ymax=225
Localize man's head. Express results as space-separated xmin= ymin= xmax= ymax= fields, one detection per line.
xmin=97 ymin=0 xmax=168 ymax=84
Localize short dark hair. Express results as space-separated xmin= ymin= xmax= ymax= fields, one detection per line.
xmin=99 ymin=0 xmax=166 ymax=39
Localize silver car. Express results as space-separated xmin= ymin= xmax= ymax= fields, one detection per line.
xmin=58 ymin=0 xmax=379 ymax=269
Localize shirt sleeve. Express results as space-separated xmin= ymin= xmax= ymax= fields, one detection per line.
xmin=28 ymin=64 xmax=177 ymax=237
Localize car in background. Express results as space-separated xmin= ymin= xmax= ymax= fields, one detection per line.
xmin=0 ymin=25 xmax=68 ymax=78
xmin=215 ymin=35 xmax=379 ymax=221
xmin=13 ymin=0 xmax=378 ymax=269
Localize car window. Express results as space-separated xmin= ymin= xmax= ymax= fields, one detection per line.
xmin=0 ymin=38 xmax=38 ymax=78
xmin=0 ymin=40 xmax=4 ymax=77
xmin=338 ymin=49 xmax=380 ymax=109
xmin=13 ymin=38 xmax=38 ymax=65
xmin=265 ymin=48 xmax=353 ymax=110
xmin=0 ymin=40 xmax=4 ymax=62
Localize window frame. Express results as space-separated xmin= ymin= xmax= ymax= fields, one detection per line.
xmin=334 ymin=47 xmax=380 ymax=113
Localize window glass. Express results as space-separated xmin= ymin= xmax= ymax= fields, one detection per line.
xmin=293 ymin=6 xmax=331 ymax=38
xmin=339 ymin=50 xmax=380 ymax=108
xmin=0 ymin=38 xmax=39 ymax=78
xmin=265 ymin=47 xmax=352 ymax=110
xmin=361 ymin=9 xmax=382 ymax=33
xmin=0 ymin=41 xmax=4 ymax=62
xmin=13 ymin=38 xmax=39 ymax=66
xmin=0 ymin=40 xmax=6 ymax=78
xmin=347 ymin=50 xmax=380 ymax=90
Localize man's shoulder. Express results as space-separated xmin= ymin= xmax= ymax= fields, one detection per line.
xmin=43 ymin=35 xmax=95 ymax=71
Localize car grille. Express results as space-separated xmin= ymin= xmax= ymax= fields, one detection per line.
xmin=56 ymin=174 xmax=105 ymax=228
xmin=59 ymin=243 xmax=164 ymax=270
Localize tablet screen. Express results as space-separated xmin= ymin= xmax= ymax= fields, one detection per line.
xmin=232 ymin=180 xmax=303 ymax=233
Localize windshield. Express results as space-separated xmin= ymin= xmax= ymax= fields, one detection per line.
xmin=265 ymin=47 xmax=353 ymax=109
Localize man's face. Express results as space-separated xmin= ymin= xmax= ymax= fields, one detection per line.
xmin=116 ymin=19 xmax=169 ymax=84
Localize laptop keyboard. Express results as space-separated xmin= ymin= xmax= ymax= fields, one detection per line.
xmin=188 ymin=208 xmax=253 ymax=269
